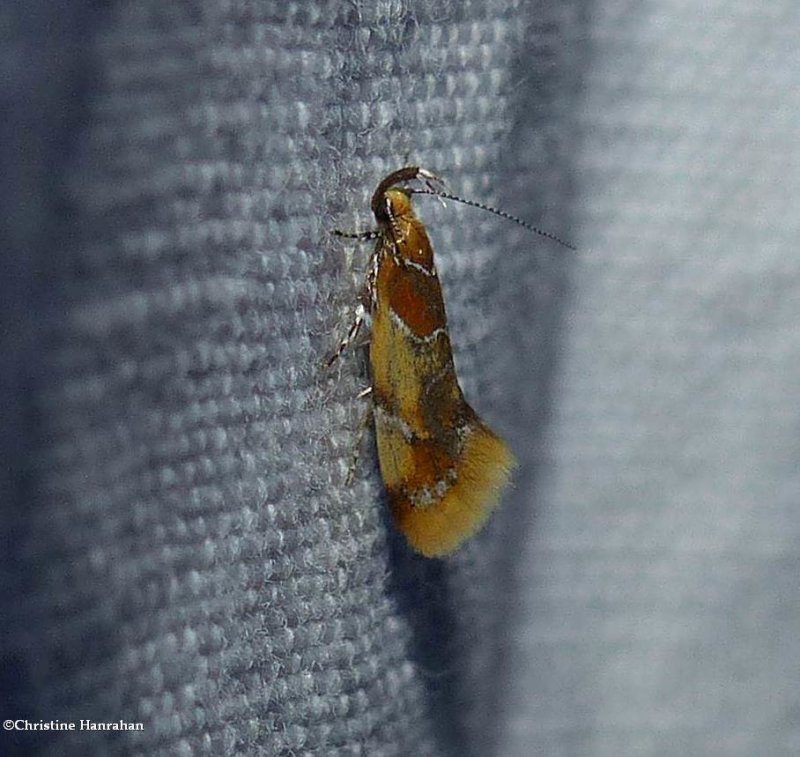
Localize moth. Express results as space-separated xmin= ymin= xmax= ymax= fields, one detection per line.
xmin=330 ymin=167 xmax=569 ymax=557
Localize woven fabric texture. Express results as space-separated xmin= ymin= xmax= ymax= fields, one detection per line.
xmin=499 ymin=2 xmax=800 ymax=755
xmin=3 ymin=0 xmax=799 ymax=756
xmin=2 ymin=1 xmax=574 ymax=755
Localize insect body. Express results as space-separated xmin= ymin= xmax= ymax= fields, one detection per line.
xmin=333 ymin=167 xmax=517 ymax=558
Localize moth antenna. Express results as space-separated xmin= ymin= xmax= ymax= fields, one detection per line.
xmin=410 ymin=188 xmax=576 ymax=251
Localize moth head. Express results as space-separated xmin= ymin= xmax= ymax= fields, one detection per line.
xmin=373 ymin=188 xmax=413 ymax=225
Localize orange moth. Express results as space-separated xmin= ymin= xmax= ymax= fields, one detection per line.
xmin=331 ymin=167 xmax=540 ymax=557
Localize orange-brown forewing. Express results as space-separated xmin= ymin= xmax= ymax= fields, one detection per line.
xmin=366 ymin=174 xmax=516 ymax=557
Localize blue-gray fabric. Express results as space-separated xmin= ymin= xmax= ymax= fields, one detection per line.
xmin=2 ymin=1 xmax=798 ymax=755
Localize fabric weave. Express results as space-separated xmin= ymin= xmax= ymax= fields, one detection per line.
xmin=2 ymin=1 xmax=799 ymax=755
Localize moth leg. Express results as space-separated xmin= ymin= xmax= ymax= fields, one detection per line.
xmin=332 ymin=229 xmax=380 ymax=241
xmin=326 ymin=302 xmax=367 ymax=367
xmin=326 ymin=225 xmax=380 ymax=367
xmin=345 ymin=391 xmax=374 ymax=486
